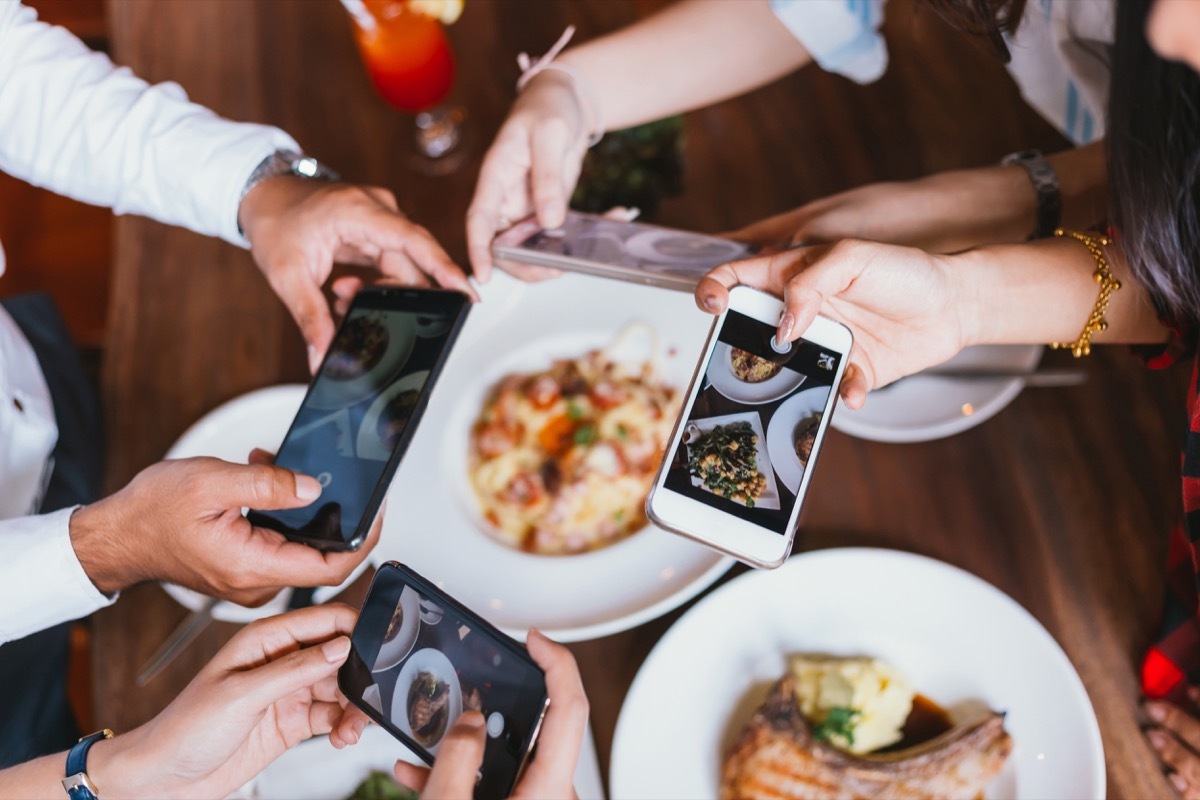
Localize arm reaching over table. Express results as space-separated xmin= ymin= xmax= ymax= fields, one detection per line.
xmin=0 ymin=605 xmax=364 ymax=799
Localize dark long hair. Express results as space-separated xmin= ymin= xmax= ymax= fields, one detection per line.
xmin=925 ymin=0 xmax=1029 ymax=62
xmin=1108 ymin=0 xmax=1200 ymax=325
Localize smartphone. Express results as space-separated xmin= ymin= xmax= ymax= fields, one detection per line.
xmin=247 ymin=287 xmax=470 ymax=551
xmin=491 ymin=210 xmax=754 ymax=291
xmin=646 ymin=286 xmax=851 ymax=568
xmin=340 ymin=563 xmax=550 ymax=799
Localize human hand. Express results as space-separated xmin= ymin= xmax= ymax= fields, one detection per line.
xmin=394 ymin=629 xmax=588 ymax=799
xmin=239 ymin=175 xmax=477 ymax=372
xmin=69 ymin=449 xmax=381 ymax=604
xmin=467 ymin=72 xmax=590 ymax=283
xmin=695 ymin=240 xmax=967 ymax=410
xmin=1145 ymin=693 xmax=1200 ymax=799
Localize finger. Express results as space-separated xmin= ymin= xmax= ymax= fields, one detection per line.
xmin=349 ymin=211 xmax=472 ymax=296
xmin=247 ymin=448 xmax=275 ymax=466
xmin=266 ymin=261 xmax=337 ymax=374
xmin=398 ymin=228 xmax=478 ymax=300
xmin=221 ymin=604 xmax=359 ymax=668
xmin=331 ymin=701 xmax=373 ymax=748
xmin=420 ymin=711 xmax=487 ymax=798
xmin=210 ymin=461 xmax=322 ymax=511
xmin=1149 ymin=724 xmax=1200 ymax=787
xmin=466 ymin=151 xmax=513 ymax=284
xmin=494 ymin=258 xmax=563 ymax=282
xmin=243 ymin=530 xmax=374 ymax=589
xmin=393 ymin=761 xmax=432 ymax=793
xmin=233 ymin=635 xmax=352 ymax=709
xmin=1150 ymin=701 xmax=1200 ymax=754
xmin=308 ymin=700 xmax=346 ymax=737
xmin=838 ymin=362 xmax=870 ymax=410
xmin=378 ymin=249 xmax=430 ymax=288
xmin=331 ymin=275 xmax=365 ymax=318
xmin=1167 ymin=771 xmax=1200 ymax=800
xmin=518 ymin=629 xmax=588 ymax=793
xmin=529 ymin=119 xmax=572 ymax=229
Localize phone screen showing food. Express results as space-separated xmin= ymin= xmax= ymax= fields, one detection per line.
xmin=341 ymin=564 xmax=548 ymax=798
xmin=516 ymin=212 xmax=751 ymax=280
xmin=249 ymin=289 xmax=468 ymax=548
xmin=662 ymin=310 xmax=841 ymax=534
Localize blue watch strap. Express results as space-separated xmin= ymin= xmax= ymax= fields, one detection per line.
xmin=63 ymin=729 xmax=114 ymax=800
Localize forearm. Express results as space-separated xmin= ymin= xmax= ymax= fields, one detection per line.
xmin=954 ymin=236 xmax=1167 ymax=347
xmin=558 ymin=0 xmax=810 ymax=131
xmin=0 ymin=732 xmax=153 ymax=800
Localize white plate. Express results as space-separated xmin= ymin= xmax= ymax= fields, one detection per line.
xmin=832 ymin=345 xmax=1043 ymax=443
xmin=356 ymin=371 xmax=430 ymax=462
xmin=161 ymin=385 xmax=373 ymax=624
xmin=707 ymin=343 xmax=807 ymax=405
xmin=393 ymin=648 xmax=464 ymax=756
xmin=377 ymin=271 xmax=733 ymax=642
xmin=372 ymin=586 xmax=421 ymax=672
xmin=764 ymin=387 xmax=828 ymax=494
xmin=610 ymin=548 xmax=1105 ymax=800
xmin=685 ymin=411 xmax=781 ymax=511
xmin=310 ymin=312 xmax=416 ymax=410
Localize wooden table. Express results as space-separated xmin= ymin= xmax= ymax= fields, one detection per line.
xmin=97 ymin=1 xmax=1181 ymax=797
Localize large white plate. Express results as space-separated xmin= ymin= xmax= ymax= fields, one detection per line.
xmin=377 ymin=271 xmax=733 ymax=642
xmin=685 ymin=411 xmax=780 ymax=511
xmin=764 ymin=387 xmax=829 ymax=495
xmin=393 ymin=648 xmax=464 ymax=756
xmin=161 ymin=385 xmax=373 ymax=624
xmin=831 ymin=345 xmax=1043 ymax=443
xmin=610 ymin=548 xmax=1105 ymax=800
xmin=707 ymin=343 xmax=807 ymax=405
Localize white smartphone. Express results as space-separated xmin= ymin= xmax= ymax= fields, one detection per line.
xmin=646 ymin=286 xmax=851 ymax=568
xmin=491 ymin=210 xmax=754 ymax=291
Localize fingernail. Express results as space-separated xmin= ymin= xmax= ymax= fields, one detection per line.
xmin=296 ymin=474 xmax=322 ymax=502
xmin=702 ymin=294 xmax=720 ymax=313
xmin=1147 ymin=702 xmax=1167 ymax=723
xmin=307 ymin=345 xmax=320 ymax=372
xmin=459 ymin=711 xmax=485 ymax=729
xmin=353 ymin=719 xmax=367 ymax=737
xmin=778 ymin=312 xmax=795 ymax=342
xmin=1148 ymin=729 xmax=1167 ymax=750
xmin=1172 ymin=773 xmax=1190 ymax=793
xmin=323 ymin=636 xmax=351 ymax=663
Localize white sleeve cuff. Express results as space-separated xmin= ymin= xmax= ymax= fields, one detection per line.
xmin=0 ymin=506 xmax=116 ymax=645
xmin=770 ymin=0 xmax=890 ymax=84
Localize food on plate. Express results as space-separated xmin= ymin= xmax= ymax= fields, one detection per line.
xmin=687 ymin=421 xmax=767 ymax=507
xmin=730 ymin=347 xmax=782 ymax=383
xmin=469 ymin=343 xmax=679 ymax=554
xmin=407 ymin=671 xmax=451 ymax=746
xmin=721 ymin=659 xmax=1013 ymax=800
xmin=383 ymin=602 xmax=406 ymax=644
xmin=325 ymin=314 xmax=389 ymax=380
xmin=790 ymin=656 xmax=913 ymax=754
xmin=377 ymin=389 xmax=420 ymax=449
xmin=792 ymin=413 xmax=822 ymax=469
xmin=345 ymin=771 xmax=417 ymax=800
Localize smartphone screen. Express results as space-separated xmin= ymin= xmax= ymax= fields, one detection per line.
xmin=341 ymin=564 xmax=549 ymax=798
xmin=248 ymin=288 xmax=469 ymax=550
xmin=662 ymin=308 xmax=843 ymax=535
xmin=495 ymin=211 xmax=752 ymax=290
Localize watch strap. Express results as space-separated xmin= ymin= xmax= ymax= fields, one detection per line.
xmin=1002 ymin=149 xmax=1062 ymax=240
xmin=237 ymin=149 xmax=340 ymax=235
xmin=62 ymin=729 xmax=114 ymax=800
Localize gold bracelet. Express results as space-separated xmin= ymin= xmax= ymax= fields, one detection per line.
xmin=1050 ymin=228 xmax=1121 ymax=357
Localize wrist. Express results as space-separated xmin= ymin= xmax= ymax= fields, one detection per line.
xmin=85 ymin=729 xmax=170 ymax=799
xmin=69 ymin=503 xmax=137 ymax=595
xmin=916 ymin=167 xmax=1035 ymax=250
xmin=516 ymin=71 xmax=586 ymax=140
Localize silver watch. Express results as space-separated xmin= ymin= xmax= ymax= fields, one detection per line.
xmin=1001 ymin=149 xmax=1062 ymax=240
xmin=237 ymin=149 xmax=340 ymax=233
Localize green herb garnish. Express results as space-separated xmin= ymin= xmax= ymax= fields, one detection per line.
xmin=574 ymin=425 xmax=597 ymax=445
xmin=566 ymin=401 xmax=584 ymax=420
xmin=812 ymin=706 xmax=861 ymax=746
xmin=345 ymin=771 xmax=417 ymax=800
xmin=615 ymin=423 xmax=629 ymax=440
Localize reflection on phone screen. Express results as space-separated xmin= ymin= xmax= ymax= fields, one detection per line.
xmin=663 ymin=310 xmax=842 ymax=534
xmin=345 ymin=568 xmax=547 ymax=797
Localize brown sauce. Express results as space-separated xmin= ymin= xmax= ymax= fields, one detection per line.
xmin=882 ymin=693 xmax=954 ymax=752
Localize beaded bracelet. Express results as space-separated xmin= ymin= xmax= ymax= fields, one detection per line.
xmin=1050 ymin=228 xmax=1121 ymax=357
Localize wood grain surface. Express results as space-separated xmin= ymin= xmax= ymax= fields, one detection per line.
xmin=97 ymin=1 xmax=1180 ymax=796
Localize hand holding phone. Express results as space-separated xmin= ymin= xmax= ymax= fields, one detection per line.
xmin=647 ymin=286 xmax=851 ymax=568
xmin=340 ymin=564 xmax=553 ymax=799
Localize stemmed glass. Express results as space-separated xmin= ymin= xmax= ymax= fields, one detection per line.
xmin=341 ymin=0 xmax=466 ymax=172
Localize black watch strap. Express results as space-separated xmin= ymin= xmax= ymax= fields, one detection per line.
xmin=1002 ymin=149 xmax=1062 ymax=240
xmin=62 ymin=729 xmax=114 ymax=800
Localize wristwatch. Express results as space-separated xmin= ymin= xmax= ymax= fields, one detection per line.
xmin=1001 ymin=149 xmax=1062 ymax=240
xmin=237 ymin=149 xmax=340 ymax=233
xmin=62 ymin=729 xmax=114 ymax=800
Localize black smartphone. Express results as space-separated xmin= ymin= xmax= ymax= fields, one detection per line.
xmin=340 ymin=563 xmax=551 ymax=799
xmin=247 ymin=287 xmax=470 ymax=551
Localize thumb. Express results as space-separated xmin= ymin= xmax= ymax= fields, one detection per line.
xmin=267 ymin=261 xmax=337 ymax=373
xmin=239 ymin=635 xmax=351 ymax=709
xmin=215 ymin=462 xmax=322 ymax=511
xmin=421 ymin=711 xmax=487 ymax=798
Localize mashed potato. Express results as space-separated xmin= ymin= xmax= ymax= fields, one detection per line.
xmin=790 ymin=656 xmax=914 ymax=754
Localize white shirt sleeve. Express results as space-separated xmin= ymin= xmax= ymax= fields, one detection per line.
xmin=0 ymin=1 xmax=300 ymax=246
xmin=770 ymin=0 xmax=889 ymax=84
xmin=0 ymin=506 xmax=116 ymax=645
